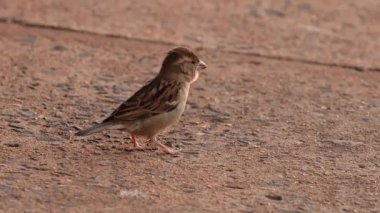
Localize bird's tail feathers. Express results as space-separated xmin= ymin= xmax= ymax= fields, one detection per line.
xmin=75 ymin=122 xmax=121 ymax=136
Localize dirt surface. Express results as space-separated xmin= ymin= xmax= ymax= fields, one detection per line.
xmin=0 ymin=1 xmax=380 ymax=212
xmin=2 ymin=0 xmax=380 ymax=69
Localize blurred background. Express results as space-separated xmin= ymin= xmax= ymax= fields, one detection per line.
xmin=1 ymin=0 xmax=380 ymax=68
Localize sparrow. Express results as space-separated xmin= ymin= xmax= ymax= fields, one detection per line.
xmin=75 ymin=47 xmax=207 ymax=154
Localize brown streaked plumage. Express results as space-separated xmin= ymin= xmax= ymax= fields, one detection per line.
xmin=75 ymin=47 xmax=207 ymax=154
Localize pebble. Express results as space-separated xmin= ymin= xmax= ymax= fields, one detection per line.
xmin=254 ymin=139 xmax=267 ymax=145
xmin=113 ymin=85 xmax=128 ymax=94
xmin=280 ymin=210 xmax=302 ymax=213
xmin=179 ymin=184 xmax=196 ymax=193
xmin=201 ymin=143 xmax=221 ymax=152
xmin=93 ymin=84 xmax=106 ymax=92
xmin=265 ymin=193 xmax=283 ymax=201
xmin=16 ymin=129 xmax=34 ymax=137
xmin=249 ymin=6 xmax=262 ymax=18
xmin=8 ymin=123 xmax=24 ymax=129
xmin=182 ymin=150 xmax=200 ymax=155
xmin=21 ymin=164 xmax=48 ymax=171
xmin=4 ymin=143 xmax=21 ymax=148
xmin=225 ymin=182 xmax=245 ymax=189
xmin=19 ymin=35 xmax=37 ymax=45
xmin=212 ymin=115 xmax=230 ymax=123
xmin=195 ymin=132 xmax=206 ymax=136
xmin=119 ymin=189 xmax=148 ymax=198
xmin=238 ymin=138 xmax=250 ymax=147
xmin=51 ymin=45 xmax=67 ymax=51
xmin=19 ymin=110 xmax=34 ymax=117
xmin=36 ymin=134 xmax=65 ymax=142
xmin=259 ymin=153 xmax=269 ymax=162
xmin=4 ymin=119 xmax=20 ymax=123
xmin=0 ymin=184 xmax=13 ymax=192
xmin=138 ymin=56 xmax=153 ymax=65
xmin=2 ymin=112 xmax=18 ymax=117
xmin=183 ymin=34 xmax=202 ymax=43
xmin=96 ymin=74 xmax=115 ymax=83
xmin=266 ymin=9 xmax=286 ymax=17
xmin=78 ymin=51 xmax=94 ymax=58
xmin=326 ymin=139 xmax=364 ymax=147
xmin=93 ymin=151 xmax=102 ymax=155
xmin=207 ymin=105 xmax=230 ymax=116
xmin=55 ymin=83 xmax=74 ymax=91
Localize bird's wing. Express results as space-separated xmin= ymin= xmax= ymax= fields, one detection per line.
xmin=103 ymin=78 xmax=182 ymax=123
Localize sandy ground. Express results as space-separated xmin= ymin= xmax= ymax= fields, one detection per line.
xmin=0 ymin=1 xmax=379 ymax=212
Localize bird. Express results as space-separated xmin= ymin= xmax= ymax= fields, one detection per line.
xmin=75 ymin=47 xmax=207 ymax=154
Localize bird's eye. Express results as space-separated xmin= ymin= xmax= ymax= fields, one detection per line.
xmin=191 ymin=61 xmax=197 ymax=65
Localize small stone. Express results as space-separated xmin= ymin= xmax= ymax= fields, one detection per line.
xmin=280 ymin=210 xmax=302 ymax=213
xmin=8 ymin=123 xmax=24 ymax=129
xmin=5 ymin=119 xmax=20 ymax=124
xmin=31 ymin=186 xmax=44 ymax=192
xmin=4 ymin=143 xmax=21 ymax=148
xmin=259 ymin=153 xmax=269 ymax=162
xmin=27 ymin=82 xmax=40 ymax=90
xmin=78 ymin=51 xmax=94 ymax=58
xmin=54 ymin=111 xmax=64 ymax=118
xmin=195 ymin=132 xmax=205 ymax=136
xmin=19 ymin=110 xmax=34 ymax=117
xmin=36 ymin=134 xmax=65 ymax=142
xmin=250 ymin=6 xmax=262 ymax=18
xmin=21 ymin=164 xmax=48 ymax=171
xmin=93 ymin=84 xmax=106 ymax=93
xmin=182 ymin=150 xmax=200 ymax=155
xmin=97 ymin=74 xmax=114 ymax=82
xmin=2 ymin=111 xmax=17 ymax=116
xmin=201 ymin=143 xmax=221 ymax=152
xmin=266 ymin=9 xmax=286 ymax=17
xmin=119 ymin=189 xmax=148 ymax=198
xmin=0 ymin=184 xmax=13 ymax=191
xmin=266 ymin=193 xmax=283 ymax=201
xmin=238 ymin=138 xmax=250 ymax=147
xmin=113 ymin=85 xmax=128 ymax=94
xmin=51 ymin=45 xmax=67 ymax=51
xmin=326 ymin=139 xmax=364 ymax=147
xmin=138 ymin=56 xmax=153 ymax=65
xmin=183 ymin=34 xmax=202 ymax=43
xmin=16 ymin=129 xmax=34 ymax=137
xmin=225 ymin=182 xmax=245 ymax=189
xmin=19 ymin=35 xmax=37 ymax=45
xmin=93 ymin=151 xmax=102 ymax=155
xmin=178 ymin=184 xmax=196 ymax=193
xmin=207 ymin=105 xmax=230 ymax=116
xmin=55 ymin=83 xmax=74 ymax=91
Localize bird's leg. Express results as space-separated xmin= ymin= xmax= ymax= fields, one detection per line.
xmin=131 ymin=135 xmax=144 ymax=150
xmin=150 ymin=136 xmax=177 ymax=155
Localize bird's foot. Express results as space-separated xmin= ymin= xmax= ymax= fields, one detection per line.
xmin=130 ymin=135 xmax=146 ymax=151
xmin=133 ymin=147 xmax=145 ymax=151
xmin=151 ymin=138 xmax=180 ymax=155
xmin=162 ymin=146 xmax=179 ymax=155
xmin=133 ymin=143 xmax=145 ymax=150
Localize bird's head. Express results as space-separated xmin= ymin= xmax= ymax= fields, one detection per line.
xmin=159 ymin=47 xmax=207 ymax=83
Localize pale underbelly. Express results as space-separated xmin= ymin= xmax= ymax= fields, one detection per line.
xmin=128 ymin=104 xmax=185 ymax=137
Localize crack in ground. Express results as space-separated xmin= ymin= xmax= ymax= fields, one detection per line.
xmin=1 ymin=17 xmax=379 ymax=73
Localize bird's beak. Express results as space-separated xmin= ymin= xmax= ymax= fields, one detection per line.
xmin=197 ymin=60 xmax=207 ymax=70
